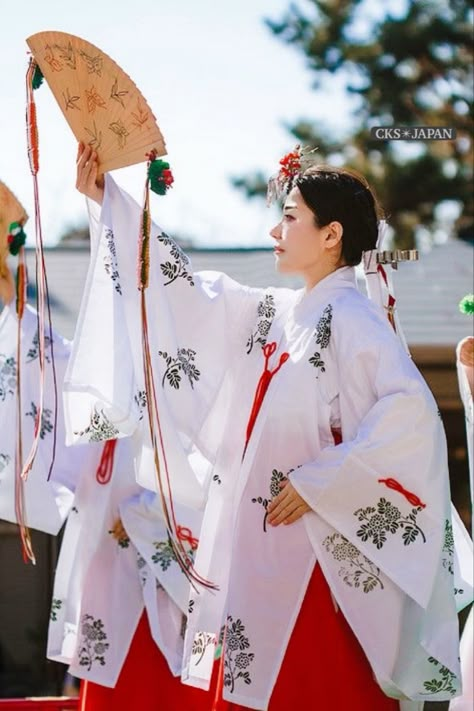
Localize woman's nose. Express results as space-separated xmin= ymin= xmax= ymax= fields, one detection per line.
xmin=270 ymin=222 xmax=282 ymax=240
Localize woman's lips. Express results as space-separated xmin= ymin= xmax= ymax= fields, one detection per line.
xmin=274 ymin=247 xmax=285 ymax=254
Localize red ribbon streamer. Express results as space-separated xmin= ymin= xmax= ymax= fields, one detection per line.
xmin=378 ymin=477 xmax=426 ymax=509
xmin=245 ymin=342 xmax=289 ymax=449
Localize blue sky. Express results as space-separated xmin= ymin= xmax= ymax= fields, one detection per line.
xmin=0 ymin=0 xmax=362 ymax=246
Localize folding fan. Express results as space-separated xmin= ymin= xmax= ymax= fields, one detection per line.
xmin=26 ymin=31 xmax=167 ymax=173
xmin=0 ymin=181 xmax=28 ymax=304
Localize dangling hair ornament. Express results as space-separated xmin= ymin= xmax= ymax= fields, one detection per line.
xmin=266 ymin=144 xmax=318 ymax=206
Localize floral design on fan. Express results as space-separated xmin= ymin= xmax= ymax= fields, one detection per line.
xmin=0 ymin=453 xmax=11 ymax=473
xmin=192 ymin=632 xmax=216 ymax=666
xmin=224 ymin=616 xmax=254 ymax=692
xmin=85 ymin=86 xmax=107 ymax=114
xmin=422 ymin=657 xmax=457 ymax=696
xmin=62 ymin=88 xmax=80 ymax=111
xmin=158 ymin=348 xmax=200 ymax=390
xmin=134 ymin=390 xmax=147 ymax=421
xmin=157 ymin=232 xmax=194 ymax=286
xmin=43 ymin=44 xmax=63 ymax=73
xmin=323 ymin=533 xmax=384 ymax=593
xmin=103 ymin=229 xmax=122 ymax=295
xmin=251 ymin=468 xmax=291 ymax=532
xmin=25 ymin=402 xmax=54 ymax=440
xmin=110 ymin=78 xmax=128 ymax=108
xmin=109 ymin=120 xmax=129 ymax=149
xmin=442 ymin=519 xmax=454 ymax=575
xmin=50 ymin=598 xmax=62 ymax=622
xmin=151 ymin=535 xmax=195 ymax=573
xmin=26 ymin=330 xmax=52 ymax=363
xmin=85 ymin=121 xmax=103 ymax=151
xmin=78 ymin=614 xmax=109 ymax=671
xmin=53 ymin=41 xmax=77 ymax=69
xmin=78 ymin=50 xmax=103 ymax=76
xmin=74 ymin=407 xmax=119 ymax=442
xmin=355 ymin=497 xmax=426 ymax=550
xmin=246 ymin=293 xmax=276 ymax=354
xmin=309 ymin=303 xmax=333 ymax=376
xmin=0 ymin=355 xmax=17 ymax=401
xmin=131 ymin=100 xmax=150 ymax=130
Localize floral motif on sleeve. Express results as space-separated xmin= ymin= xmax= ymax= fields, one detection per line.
xmin=26 ymin=402 xmax=54 ymax=439
xmin=441 ymin=519 xmax=454 ymax=575
xmin=136 ymin=554 xmax=148 ymax=587
xmin=323 ymin=533 xmax=384 ymax=593
xmin=354 ymin=497 xmax=426 ymax=550
xmin=251 ymin=468 xmax=290 ymax=532
xmin=134 ymin=390 xmax=147 ymax=420
xmin=246 ymin=294 xmax=276 ymax=354
xmin=422 ymin=657 xmax=457 ymax=696
xmin=0 ymin=453 xmax=11 ymax=473
xmin=26 ymin=331 xmax=52 ymax=363
xmin=192 ymin=631 xmax=216 ymax=666
xmin=308 ymin=304 xmax=333 ymax=376
xmin=0 ymin=355 xmax=16 ymax=401
xmin=224 ymin=616 xmax=254 ymax=693
xmin=103 ymin=228 xmax=122 ymax=295
xmin=78 ymin=614 xmax=109 ymax=671
xmin=151 ymin=534 xmax=195 ymax=573
xmin=74 ymin=407 xmax=119 ymax=442
xmin=158 ymin=348 xmax=200 ymax=390
xmin=50 ymin=598 xmax=62 ymax=622
xmin=157 ymin=232 xmax=194 ymax=286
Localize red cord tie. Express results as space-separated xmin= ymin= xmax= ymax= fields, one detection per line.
xmin=378 ymin=477 xmax=426 ymax=509
xmin=177 ymin=525 xmax=199 ymax=551
xmin=96 ymin=439 xmax=117 ymax=485
xmin=377 ymin=265 xmax=397 ymax=331
xmin=245 ymin=342 xmax=289 ymax=448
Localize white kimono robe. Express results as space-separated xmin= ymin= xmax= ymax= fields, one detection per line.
xmin=64 ymin=176 xmax=472 ymax=709
xmin=0 ymin=302 xmax=196 ymax=688
xmin=0 ymin=303 xmax=74 ymax=533
xmin=450 ymin=342 xmax=474 ymax=711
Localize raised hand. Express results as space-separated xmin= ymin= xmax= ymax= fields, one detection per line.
xmin=76 ymin=142 xmax=105 ymax=205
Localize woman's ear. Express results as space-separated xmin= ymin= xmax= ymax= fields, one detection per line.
xmin=324 ymin=221 xmax=343 ymax=249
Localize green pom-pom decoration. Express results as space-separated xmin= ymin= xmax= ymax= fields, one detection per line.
xmin=148 ymin=159 xmax=174 ymax=196
xmin=459 ymin=294 xmax=474 ymax=316
xmin=32 ymin=63 xmax=44 ymax=90
xmin=7 ymin=222 xmax=27 ymax=256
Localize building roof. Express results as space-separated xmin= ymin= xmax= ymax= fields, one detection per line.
xmin=7 ymin=238 xmax=473 ymax=346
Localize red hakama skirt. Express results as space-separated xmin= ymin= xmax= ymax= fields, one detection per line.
xmin=79 ymin=564 xmax=398 ymax=710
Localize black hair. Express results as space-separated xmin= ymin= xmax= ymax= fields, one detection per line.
xmin=294 ymin=165 xmax=384 ymax=266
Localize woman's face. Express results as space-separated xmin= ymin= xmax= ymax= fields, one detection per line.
xmin=269 ymin=186 xmax=341 ymax=278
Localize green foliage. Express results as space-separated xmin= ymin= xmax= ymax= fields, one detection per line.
xmin=235 ymin=0 xmax=473 ymax=247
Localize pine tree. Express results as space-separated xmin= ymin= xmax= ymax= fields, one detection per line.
xmin=234 ymin=0 xmax=473 ymax=247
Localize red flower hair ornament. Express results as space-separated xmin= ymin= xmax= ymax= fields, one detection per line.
xmin=266 ymin=144 xmax=318 ymax=205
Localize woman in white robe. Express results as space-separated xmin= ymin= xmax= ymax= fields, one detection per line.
xmin=66 ymin=145 xmax=469 ymax=710
xmin=0 ymin=301 xmax=207 ymax=710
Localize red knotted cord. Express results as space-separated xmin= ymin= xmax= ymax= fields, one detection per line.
xmin=377 ymin=264 xmax=397 ymax=332
xmin=177 ymin=525 xmax=199 ymax=551
xmin=245 ymin=342 xmax=289 ymax=452
xmin=378 ymin=477 xmax=426 ymax=509
xmin=95 ymin=439 xmax=117 ymax=485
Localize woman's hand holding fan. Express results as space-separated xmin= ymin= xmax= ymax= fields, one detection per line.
xmin=76 ymin=143 xmax=104 ymax=205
